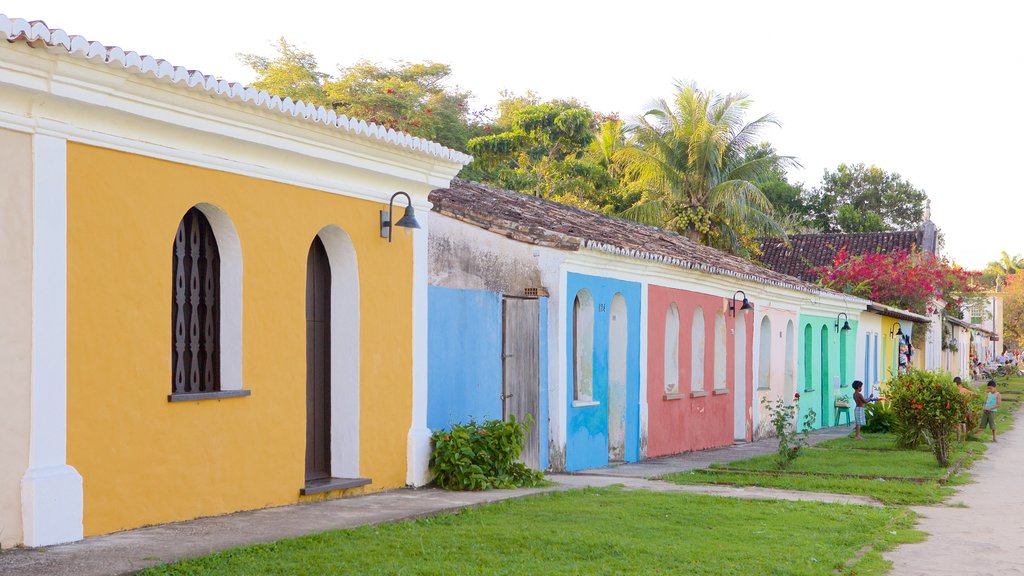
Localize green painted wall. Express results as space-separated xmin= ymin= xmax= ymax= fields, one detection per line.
xmin=797 ymin=314 xmax=859 ymax=430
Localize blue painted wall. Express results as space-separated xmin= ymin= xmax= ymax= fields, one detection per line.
xmin=427 ymin=287 xmax=503 ymax=430
xmin=565 ymin=273 xmax=641 ymax=471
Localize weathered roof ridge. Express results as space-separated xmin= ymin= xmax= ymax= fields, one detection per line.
xmin=431 ymin=178 xmax=826 ymax=294
xmin=0 ymin=15 xmax=472 ymax=166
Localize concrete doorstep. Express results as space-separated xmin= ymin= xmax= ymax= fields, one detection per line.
xmin=0 ymin=426 xmax=856 ymax=576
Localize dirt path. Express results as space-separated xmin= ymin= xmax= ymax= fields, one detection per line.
xmin=886 ymin=419 xmax=1024 ymax=575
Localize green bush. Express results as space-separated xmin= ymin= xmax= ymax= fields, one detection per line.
xmin=862 ymin=401 xmax=896 ymax=433
xmin=429 ymin=415 xmax=547 ymax=491
xmin=888 ymin=369 xmax=969 ymax=466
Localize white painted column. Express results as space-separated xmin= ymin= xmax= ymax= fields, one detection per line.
xmin=637 ymin=281 xmax=649 ymax=460
xmin=21 ymin=133 xmax=84 ymax=547
xmin=406 ymin=202 xmax=432 ymax=486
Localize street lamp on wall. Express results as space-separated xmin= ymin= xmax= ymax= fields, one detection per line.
xmin=380 ymin=191 xmax=421 ymax=242
xmin=729 ymin=290 xmax=753 ymax=317
xmin=835 ymin=312 xmax=851 ymax=333
xmin=890 ymin=323 xmax=904 ymax=339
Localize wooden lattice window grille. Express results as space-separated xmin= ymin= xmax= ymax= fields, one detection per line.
xmin=172 ymin=207 xmax=221 ymax=395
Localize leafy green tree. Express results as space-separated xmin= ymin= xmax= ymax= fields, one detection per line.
xmin=803 ymin=163 xmax=928 ymax=233
xmin=464 ymin=97 xmax=628 ymax=213
xmin=744 ymin=143 xmax=815 ymax=233
xmin=616 ymin=82 xmax=792 ymax=254
xmin=238 ymin=41 xmax=484 ymax=151
xmin=237 ymin=38 xmax=329 ymax=107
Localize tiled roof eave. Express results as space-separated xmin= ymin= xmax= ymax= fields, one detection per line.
xmin=581 ymin=240 xmax=818 ymax=294
xmin=865 ymin=303 xmax=932 ymax=324
xmin=0 ymin=15 xmax=472 ymax=167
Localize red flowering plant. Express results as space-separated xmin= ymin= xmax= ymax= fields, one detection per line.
xmin=887 ymin=368 xmax=969 ymax=467
xmin=813 ymin=247 xmax=983 ymax=318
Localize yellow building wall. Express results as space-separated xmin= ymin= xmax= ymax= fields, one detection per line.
xmin=66 ymin=143 xmax=414 ymax=536
xmin=0 ymin=128 xmax=32 ymax=548
xmin=880 ymin=317 xmax=901 ymax=385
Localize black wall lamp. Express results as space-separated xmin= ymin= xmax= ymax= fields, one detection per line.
xmin=890 ymin=323 xmax=904 ymax=338
xmin=380 ymin=191 xmax=421 ymax=242
xmin=835 ymin=312 xmax=852 ymax=333
xmin=729 ymin=290 xmax=753 ymax=317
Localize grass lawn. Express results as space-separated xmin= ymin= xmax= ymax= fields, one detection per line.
xmin=140 ymin=487 xmax=919 ymax=576
xmin=665 ymin=421 xmax=993 ymax=505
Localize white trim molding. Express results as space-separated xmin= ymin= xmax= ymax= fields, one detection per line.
xmin=21 ymin=133 xmax=84 ymax=547
xmin=407 ymin=215 xmax=432 ymax=486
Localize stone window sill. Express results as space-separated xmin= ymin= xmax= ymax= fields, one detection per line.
xmin=301 ymin=477 xmax=371 ymax=496
xmin=690 ymin=391 xmax=708 ymax=398
xmin=663 ymin=392 xmax=685 ymax=401
xmin=713 ymin=389 xmax=729 ymax=395
xmin=168 ymin=389 xmax=252 ymax=403
xmin=572 ymin=400 xmax=600 ymax=408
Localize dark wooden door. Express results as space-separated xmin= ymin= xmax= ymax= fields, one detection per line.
xmin=502 ymin=297 xmax=541 ymax=469
xmin=306 ymin=236 xmax=332 ymax=482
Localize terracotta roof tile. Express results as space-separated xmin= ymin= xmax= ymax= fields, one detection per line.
xmin=431 ymin=179 xmax=823 ymax=293
xmin=758 ymin=231 xmax=924 ymax=282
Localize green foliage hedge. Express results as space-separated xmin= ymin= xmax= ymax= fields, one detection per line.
xmin=429 ymin=416 xmax=546 ymax=491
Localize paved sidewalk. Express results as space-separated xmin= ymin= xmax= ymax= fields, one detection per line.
xmin=887 ymin=418 xmax=1024 ymax=575
xmin=0 ymin=425 xmax=856 ymax=576
xmin=572 ymin=425 xmax=851 ymax=478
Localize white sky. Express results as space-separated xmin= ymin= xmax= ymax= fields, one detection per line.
xmin=6 ymin=0 xmax=1022 ymax=269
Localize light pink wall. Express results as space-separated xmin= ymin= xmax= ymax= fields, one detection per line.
xmin=647 ymin=285 xmax=753 ymax=457
xmin=753 ymin=308 xmax=799 ymax=439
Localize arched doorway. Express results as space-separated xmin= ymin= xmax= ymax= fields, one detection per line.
xmin=733 ymin=317 xmax=747 ymax=440
xmin=305 ymin=236 xmax=332 ymax=482
xmin=302 ymin=226 xmax=363 ymax=493
xmin=784 ymin=321 xmax=795 ymax=401
xmin=608 ymin=293 xmax=628 ymax=461
xmin=820 ymin=325 xmax=830 ymax=427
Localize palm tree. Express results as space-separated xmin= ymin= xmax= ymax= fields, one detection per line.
xmin=617 ymin=82 xmax=795 ymax=253
xmin=983 ymin=251 xmax=1024 ymax=286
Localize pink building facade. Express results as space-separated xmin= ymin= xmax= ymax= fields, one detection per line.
xmin=646 ymin=285 xmax=754 ymax=458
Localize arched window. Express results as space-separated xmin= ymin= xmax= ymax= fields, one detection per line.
xmin=758 ymin=316 xmax=772 ymax=390
xmin=573 ymin=290 xmax=595 ymax=402
xmin=664 ymin=304 xmax=680 ymax=394
xmin=714 ymin=311 xmax=727 ymax=390
xmin=803 ymin=324 xmax=813 ymax=391
xmin=691 ymin=306 xmax=705 ymax=392
xmin=784 ymin=320 xmax=795 ymax=400
xmin=172 ymin=207 xmax=220 ymax=394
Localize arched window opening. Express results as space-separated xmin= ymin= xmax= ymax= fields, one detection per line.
xmin=573 ymin=290 xmax=595 ymax=402
xmin=758 ymin=316 xmax=772 ymax=390
xmin=664 ymin=304 xmax=680 ymax=394
xmin=691 ymin=306 xmax=705 ymax=392
xmin=714 ymin=311 xmax=727 ymax=390
xmin=172 ymin=207 xmax=220 ymax=394
xmin=803 ymin=324 xmax=813 ymax=391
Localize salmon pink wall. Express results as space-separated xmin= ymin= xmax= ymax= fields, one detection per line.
xmin=646 ymin=285 xmax=753 ymax=457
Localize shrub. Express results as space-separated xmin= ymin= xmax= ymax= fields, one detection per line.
xmin=429 ymin=415 xmax=547 ymax=491
xmin=761 ymin=393 xmax=817 ymax=469
xmin=862 ymin=401 xmax=896 ymax=433
xmin=888 ymin=369 xmax=969 ymax=466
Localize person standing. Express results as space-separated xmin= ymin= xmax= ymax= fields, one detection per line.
xmin=979 ymin=380 xmax=1003 ymax=442
xmin=852 ymin=380 xmax=867 ymax=440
